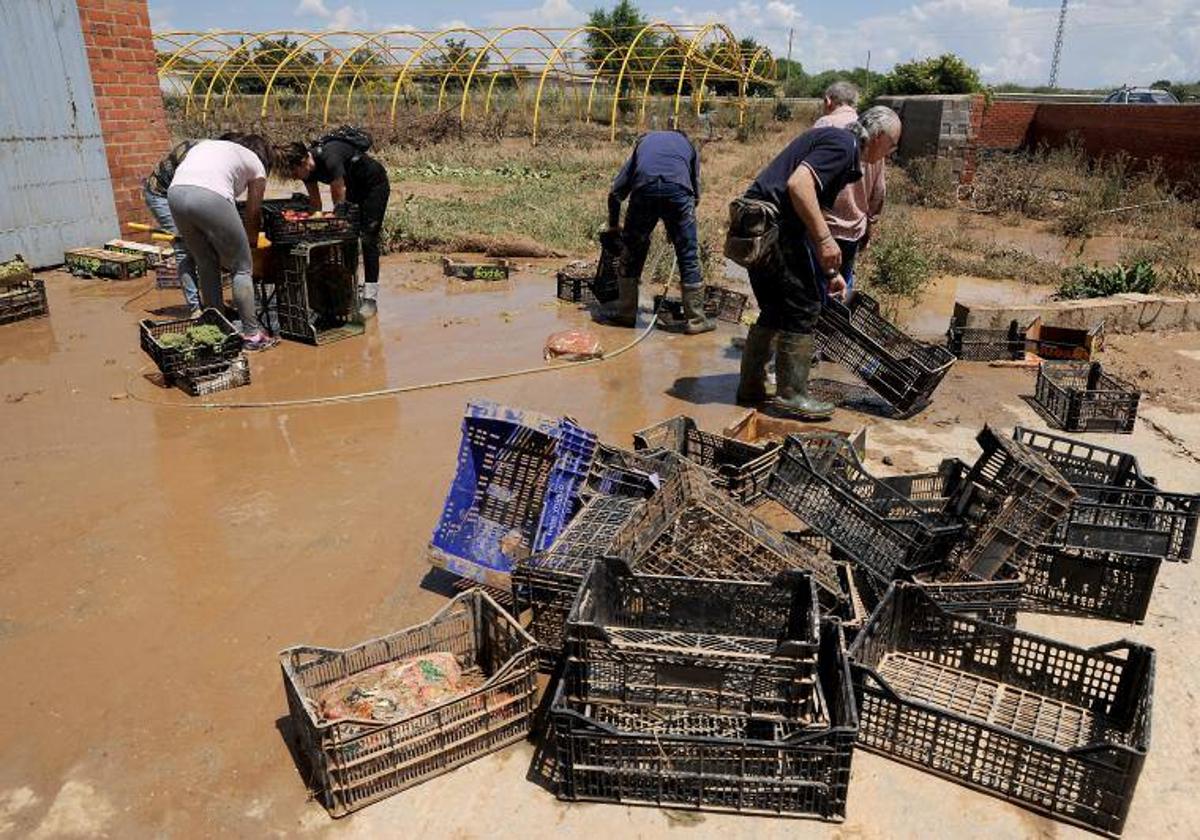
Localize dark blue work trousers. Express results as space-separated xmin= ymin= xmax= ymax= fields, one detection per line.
xmin=620 ymin=178 xmax=702 ymax=289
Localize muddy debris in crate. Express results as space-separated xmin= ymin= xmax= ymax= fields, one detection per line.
xmin=315 ymin=651 xmax=486 ymax=723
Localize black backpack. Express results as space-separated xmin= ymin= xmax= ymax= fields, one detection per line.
xmin=317 ymin=125 xmax=373 ymax=154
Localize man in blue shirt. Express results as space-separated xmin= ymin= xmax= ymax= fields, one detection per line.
xmin=607 ymin=129 xmax=714 ymax=334
xmin=735 ymin=107 xmax=901 ymax=419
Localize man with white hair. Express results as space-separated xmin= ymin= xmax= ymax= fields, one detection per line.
xmin=733 ymin=106 xmax=902 ymax=418
xmin=813 ymin=80 xmax=888 ymax=290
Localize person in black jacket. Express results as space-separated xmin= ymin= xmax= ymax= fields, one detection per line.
xmin=282 ymin=136 xmax=390 ymax=318
xmin=607 ymin=129 xmax=713 ymax=334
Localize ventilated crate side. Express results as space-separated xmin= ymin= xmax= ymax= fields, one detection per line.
xmin=556 ymin=265 xmax=599 ymax=305
xmin=563 ymin=560 xmax=820 ymax=716
xmin=633 ymin=415 xmax=781 ymax=505
xmin=584 ymin=444 xmax=669 ymax=499
xmin=274 ymin=240 xmax=364 ymax=346
xmin=767 ymin=435 xmax=961 ymax=585
xmin=1021 ymin=545 xmax=1160 ymax=623
xmin=552 ymin=621 xmax=857 ymax=821
xmin=280 ymin=590 xmax=538 ymax=816
xmin=951 ymin=428 xmax=1077 ymax=580
xmin=913 ymin=562 xmax=1024 ymax=627
xmin=1034 ymin=362 xmax=1140 ymax=434
xmin=1054 ymin=487 xmax=1199 ymax=561
xmin=1012 ymin=427 xmax=1146 ymax=488
xmin=946 ymin=319 xmax=1027 ymax=361
xmin=175 ymin=354 xmax=251 ymax=397
xmin=0 ymin=278 xmax=49 ymax=325
xmin=849 ymin=584 xmax=1153 ymax=838
xmin=815 ymin=291 xmax=955 ymax=414
xmin=609 ymin=460 xmax=844 ymax=604
xmin=263 ymin=203 xmax=360 ymax=246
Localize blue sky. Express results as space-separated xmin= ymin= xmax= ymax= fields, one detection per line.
xmin=148 ymin=0 xmax=1200 ymax=88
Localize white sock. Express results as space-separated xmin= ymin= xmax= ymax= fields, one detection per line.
xmin=362 ymin=282 xmax=378 ymax=301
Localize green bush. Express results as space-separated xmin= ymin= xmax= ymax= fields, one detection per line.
xmin=876 ymin=54 xmax=983 ymax=96
xmin=860 ymin=215 xmax=933 ymax=305
xmin=1058 ymin=261 xmax=1158 ymax=299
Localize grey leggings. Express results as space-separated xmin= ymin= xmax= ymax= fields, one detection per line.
xmin=167 ymin=185 xmax=261 ymax=334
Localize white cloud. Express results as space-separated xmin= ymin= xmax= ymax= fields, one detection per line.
xmin=663 ymin=0 xmax=1200 ymax=87
xmin=486 ymin=0 xmax=588 ymax=28
xmin=295 ymin=0 xmax=330 ymax=17
xmin=294 ymin=0 xmax=366 ymax=31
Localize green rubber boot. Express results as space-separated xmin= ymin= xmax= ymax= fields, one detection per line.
xmin=610 ymin=276 xmax=639 ymax=327
xmin=736 ymin=324 xmax=777 ymax=405
xmin=680 ymin=286 xmax=716 ymax=335
xmin=773 ymin=331 xmax=835 ymax=420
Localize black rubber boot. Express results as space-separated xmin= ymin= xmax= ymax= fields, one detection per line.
xmin=610 ymin=276 xmax=639 ymax=327
xmin=773 ymin=331 xmax=835 ymax=420
xmin=680 ymin=286 xmax=716 ymax=335
xmin=736 ymin=324 xmax=777 ymax=405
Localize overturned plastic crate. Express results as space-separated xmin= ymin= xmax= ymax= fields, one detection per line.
xmin=849 ymin=583 xmax=1153 ymax=838
xmin=511 ymin=495 xmax=644 ymax=671
xmin=1014 ymin=427 xmax=1198 ymax=562
xmin=175 ymin=354 xmax=251 ymax=397
xmin=766 ymin=434 xmax=963 ymax=587
xmin=634 ymin=414 xmax=780 ymax=505
xmin=949 ymin=426 xmax=1077 ymax=580
xmin=280 ymin=589 xmax=537 ymax=817
xmin=651 ymin=285 xmax=749 ymax=327
xmin=608 ymin=459 xmax=844 ymax=607
xmin=1033 ymin=361 xmax=1140 ymax=434
xmin=138 ymin=308 xmax=244 ymax=377
xmin=814 ymin=290 xmax=956 ymax=415
xmin=429 ymin=401 xmax=597 ymax=589
xmin=553 ymin=561 xmax=856 ymax=821
xmin=0 ymin=268 xmax=49 ymax=326
xmin=1022 ymin=544 xmax=1160 ymax=623
xmin=946 ymin=310 xmax=1027 ymax=361
xmin=274 ymin=239 xmax=364 ymax=345
xmin=584 ymin=443 xmax=670 ymax=500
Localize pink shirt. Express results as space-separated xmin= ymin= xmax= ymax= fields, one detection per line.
xmin=813 ymin=105 xmax=886 ymax=242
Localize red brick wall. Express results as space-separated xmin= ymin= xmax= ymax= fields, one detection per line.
xmin=969 ymin=96 xmax=1200 ymax=187
xmin=76 ymin=0 xmax=170 ymax=228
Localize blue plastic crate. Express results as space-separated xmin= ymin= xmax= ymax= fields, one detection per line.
xmin=429 ymin=402 xmax=597 ymax=587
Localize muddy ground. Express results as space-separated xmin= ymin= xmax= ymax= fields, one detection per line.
xmin=1 ymin=254 xmax=1198 ymax=839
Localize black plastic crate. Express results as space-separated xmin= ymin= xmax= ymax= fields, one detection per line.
xmin=849 ymin=583 xmax=1154 ymax=838
xmin=273 ymin=239 xmax=364 ymax=345
xmin=878 ymin=458 xmax=971 ymax=515
xmin=175 ymin=354 xmax=251 ymax=397
xmin=280 ymin=589 xmax=537 ymax=816
xmin=583 ymin=443 xmax=669 ymax=500
xmin=564 ymin=558 xmax=821 ymax=715
xmin=949 ymin=427 xmax=1077 ymax=580
xmin=946 ymin=318 xmax=1027 ymax=361
xmin=766 ymin=434 xmax=964 ymax=587
xmin=607 ymin=458 xmax=845 ymax=606
xmin=1033 ymin=361 xmax=1140 ymax=434
xmin=1013 ymin=428 xmax=1197 ymax=562
xmin=1012 ymin=426 xmax=1149 ymax=488
xmin=556 ymin=261 xmax=599 ymax=306
xmin=138 ymin=308 xmax=243 ymax=376
xmin=633 ymin=415 xmax=780 ymax=506
xmin=262 ymin=201 xmax=360 ymax=246
xmin=651 ymin=286 xmax=750 ymax=327
xmin=1022 ymin=544 xmax=1160 ymax=623
xmin=814 ymin=290 xmax=956 ymax=414
xmin=0 ymin=277 xmax=49 ymax=326
xmin=912 ymin=562 xmax=1025 ymax=627
xmin=511 ymin=495 xmax=644 ymax=671
xmin=552 ymin=619 xmax=857 ymax=820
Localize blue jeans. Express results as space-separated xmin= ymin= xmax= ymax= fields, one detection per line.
xmin=620 ymin=179 xmax=701 ymax=289
xmin=143 ymin=183 xmax=200 ymax=309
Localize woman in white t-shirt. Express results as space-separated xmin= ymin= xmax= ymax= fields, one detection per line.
xmin=167 ymin=134 xmax=276 ymax=350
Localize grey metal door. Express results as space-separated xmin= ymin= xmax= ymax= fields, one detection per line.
xmin=0 ymin=0 xmax=119 ymax=268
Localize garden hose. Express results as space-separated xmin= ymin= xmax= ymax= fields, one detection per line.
xmin=124 ymin=279 xmax=674 ymax=411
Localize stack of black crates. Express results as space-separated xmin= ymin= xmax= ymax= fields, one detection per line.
xmin=551 ymin=558 xmax=858 ymax=820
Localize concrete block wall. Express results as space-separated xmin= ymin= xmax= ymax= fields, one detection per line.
xmin=76 ymin=0 xmax=170 ymax=228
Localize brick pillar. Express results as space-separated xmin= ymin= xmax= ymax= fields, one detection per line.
xmin=76 ymin=0 xmax=170 ymax=230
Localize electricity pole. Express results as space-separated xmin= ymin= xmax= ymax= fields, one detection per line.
xmin=1049 ymin=0 xmax=1068 ymax=88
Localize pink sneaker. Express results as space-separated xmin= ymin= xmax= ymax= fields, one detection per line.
xmin=242 ymin=330 xmax=278 ymax=352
